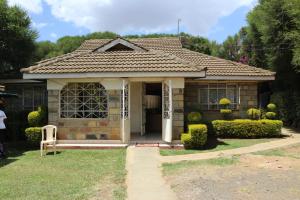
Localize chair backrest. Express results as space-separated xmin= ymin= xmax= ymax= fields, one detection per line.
xmin=41 ymin=125 xmax=57 ymax=141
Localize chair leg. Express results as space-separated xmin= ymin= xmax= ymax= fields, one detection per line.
xmin=54 ymin=143 xmax=56 ymax=155
xmin=40 ymin=143 xmax=43 ymax=157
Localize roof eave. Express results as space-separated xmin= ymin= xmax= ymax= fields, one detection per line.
xmin=198 ymin=75 xmax=275 ymax=81
xmin=23 ymin=71 xmax=206 ymax=79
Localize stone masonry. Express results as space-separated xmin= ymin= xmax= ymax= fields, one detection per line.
xmin=172 ymin=88 xmax=184 ymax=140
xmin=48 ymin=89 xmax=121 ymax=140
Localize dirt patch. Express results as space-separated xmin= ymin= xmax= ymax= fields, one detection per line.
xmin=165 ymin=154 xmax=300 ymax=200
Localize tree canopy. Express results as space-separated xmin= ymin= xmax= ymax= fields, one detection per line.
xmin=0 ymin=0 xmax=37 ymax=73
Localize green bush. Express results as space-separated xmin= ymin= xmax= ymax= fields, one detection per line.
xmin=25 ymin=127 xmax=42 ymax=145
xmin=187 ymin=112 xmax=202 ymax=124
xmin=28 ymin=111 xmax=41 ymax=127
xmin=266 ymin=112 xmax=276 ymax=119
xmin=181 ymin=133 xmax=192 ymax=148
xmin=181 ymin=124 xmax=207 ymax=149
xmin=28 ymin=106 xmax=47 ymax=127
xmin=219 ymin=98 xmax=231 ymax=106
xmin=212 ymin=119 xmax=283 ymax=138
xmin=267 ymin=103 xmax=277 ymax=112
xmin=247 ymin=108 xmax=261 ymax=120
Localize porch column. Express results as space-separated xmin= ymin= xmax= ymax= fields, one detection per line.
xmin=121 ymin=79 xmax=130 ymax=143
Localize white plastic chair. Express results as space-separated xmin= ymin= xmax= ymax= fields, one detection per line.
xmin=40 ymin=125 xmax=57 ymax=156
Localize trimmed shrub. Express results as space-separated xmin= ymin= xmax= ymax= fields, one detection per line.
xmin=181 ymin=124 xmax=207 ymax=149
xmin=267 ymin=103 xmax=277 ymax=112
xmin=25 ymin=127 xmax=42 ymax=145
xmin=27 ymin=106 xmax=47 ymax=127
xmin=181 ymin=133 xmax=192 ymax=148
xmin=219 ymin=98 xmax=232 ymax=119
xmin=266 ymin=112 xmax=276 ymax=119
xmin=247 ymin=108 xmax=261 ymax=120
xmin=28 ymin=111 xmax=41 ymax=127
xmin=212 ymin=119 xmax=283 ymax=138
xmin=219 ymin=98 xmax=231 ymax=106
xmin=187 ymin=112 xmax=202 ymax=124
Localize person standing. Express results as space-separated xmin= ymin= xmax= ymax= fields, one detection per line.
xmin=0 ymin=103 xmax=7 ymax=159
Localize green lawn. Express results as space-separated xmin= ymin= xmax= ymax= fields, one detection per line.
xmin=0 ymin=148 xmax=126 ymax=200
xmin=160 ymin=138 xmax=275 ymax=156
xmin=162 ymin=156 xmax=239 ymax=175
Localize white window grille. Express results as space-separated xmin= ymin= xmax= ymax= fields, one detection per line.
xmin=121 ymin=83 xmax=129 ymax=119
xmin=163 ymin=82 xmax=171 ymax=119
xmin=198 ymin=83 xmax=239 ymax=110
xmin=60 ymin=83 xmax=108 ymax=118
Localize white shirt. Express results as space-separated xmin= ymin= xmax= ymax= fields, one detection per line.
xmin=0 ymin=110 xmax=7 ymax=129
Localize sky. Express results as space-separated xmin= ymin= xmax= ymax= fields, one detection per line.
xmin=8 ymin=0 xmax=257 ymax=43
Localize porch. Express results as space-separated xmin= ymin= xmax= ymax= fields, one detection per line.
xmin=47 ymin=78 xmax=185 ymax=144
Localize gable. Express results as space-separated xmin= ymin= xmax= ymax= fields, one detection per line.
xmin=95 ymin=38 xmax=146 ymax=52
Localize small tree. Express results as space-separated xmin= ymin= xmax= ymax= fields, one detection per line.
xmin=265 ymin=103 xmax=277 ymax=119
xmin=247 ymin=108 xmax=261 ymax=120
xmin=219 ymin=98 xmax=232 ymax=119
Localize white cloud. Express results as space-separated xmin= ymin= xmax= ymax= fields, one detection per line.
xmin=8 ymin=0 xmax=43 ymax=14
xmin=44 ymin=0 xmax=256 ymax=35
xmin=32 ymin=21 xmax=48 ymax=29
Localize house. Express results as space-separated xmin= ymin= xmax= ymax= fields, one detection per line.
xmin=21 ymin=37 xmax=275 ymax=143
xmin=0 ymin=72 xmax=47 ymax=141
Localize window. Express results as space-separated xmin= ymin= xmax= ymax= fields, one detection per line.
xmin=198 ymin=83 xmax=239 ymax=110
xmin=60 ymin=83 xmax=108 ymax=118
xmin=6 ymin=85 xmax=47 ymax=112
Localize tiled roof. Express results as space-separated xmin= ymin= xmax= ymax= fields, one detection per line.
xmin=24 ymin=50 xmax=202 ymax=74
xmin=22 ymin=37 xmax=275 ymax=78
xmin=162 ymin=49 xmax=275 ymax=77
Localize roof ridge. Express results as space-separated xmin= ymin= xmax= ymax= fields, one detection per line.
xmin=150 ymin=49 xmax=204 ymax=72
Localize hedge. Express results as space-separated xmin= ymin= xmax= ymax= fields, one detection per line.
xmin=25 ymin=127 xmax=42 ymax=145
xmin=181 ymin=124 xmax=207 ymax=149
xmin=212 ymin=119 xmax=283 ymax=138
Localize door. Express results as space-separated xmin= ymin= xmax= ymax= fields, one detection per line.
xmin=162 ymin=80 xmax=172 ymax=143
xmin=141 ymin=82 xmax=146 ymax=136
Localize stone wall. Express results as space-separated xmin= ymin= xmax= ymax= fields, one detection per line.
xmin=48 ymin=89 xmax=121 ymax=140
xmin=184 ymin=81 xmax=258 ymax=121
xmin=172 ymin=88 xmax=184 ymax=139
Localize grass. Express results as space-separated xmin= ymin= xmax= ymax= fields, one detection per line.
xmin=160 ymin=138 xmax=275 ymax=156
xmin=0 ymin=148 xmax=126 ymax=200
xmin=162 ymin=156 xmax=239 ymax=175
xmin=253 ymin=144 xmax=300 ymax=159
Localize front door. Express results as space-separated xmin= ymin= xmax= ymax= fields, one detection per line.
xmin=162 ymin=80 xmax=172 ymax=143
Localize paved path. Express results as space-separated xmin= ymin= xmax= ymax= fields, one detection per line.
xmin=126 ymin=146 xmax=177 ymax=200
xmin=161 ymin=128 xmax=300 ymax=163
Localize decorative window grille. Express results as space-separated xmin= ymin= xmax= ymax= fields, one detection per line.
xmin=163 ymin=83 xmax=171 ymax=119
xmin=60 ymin=83 xmax=108 ymax=118
xmin=121 ymin=83 xmax=129 ymax=119
xmin=198 ymin=83 xmax=239 ymax=110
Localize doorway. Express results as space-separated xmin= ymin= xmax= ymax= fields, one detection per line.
xmin=130 ymin=82 xmax=162 ymax=141
xmin=144 ymin=83 xmax=162 ymax=139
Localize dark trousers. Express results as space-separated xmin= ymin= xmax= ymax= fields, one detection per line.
xmin=0 ymin=129 xmax=5 ymax=156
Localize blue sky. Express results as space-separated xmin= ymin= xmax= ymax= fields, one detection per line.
xmin=8 ymin=0 xmax=256 ymax=43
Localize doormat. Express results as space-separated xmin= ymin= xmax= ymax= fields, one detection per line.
xmin=135 ymin=143 xmax=160 ymax=147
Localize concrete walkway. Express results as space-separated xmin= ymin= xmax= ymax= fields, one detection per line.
xmin=161 ymin=128 xmax=300 ymax=163
xmin=126 ymin=146 xmax=177 ymax=200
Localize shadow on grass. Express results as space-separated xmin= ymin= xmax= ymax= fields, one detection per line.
xmin=182 ymin=135 xmax=229 ymax=151
xmin=0 ymin=141 xmax=39 ymax=168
